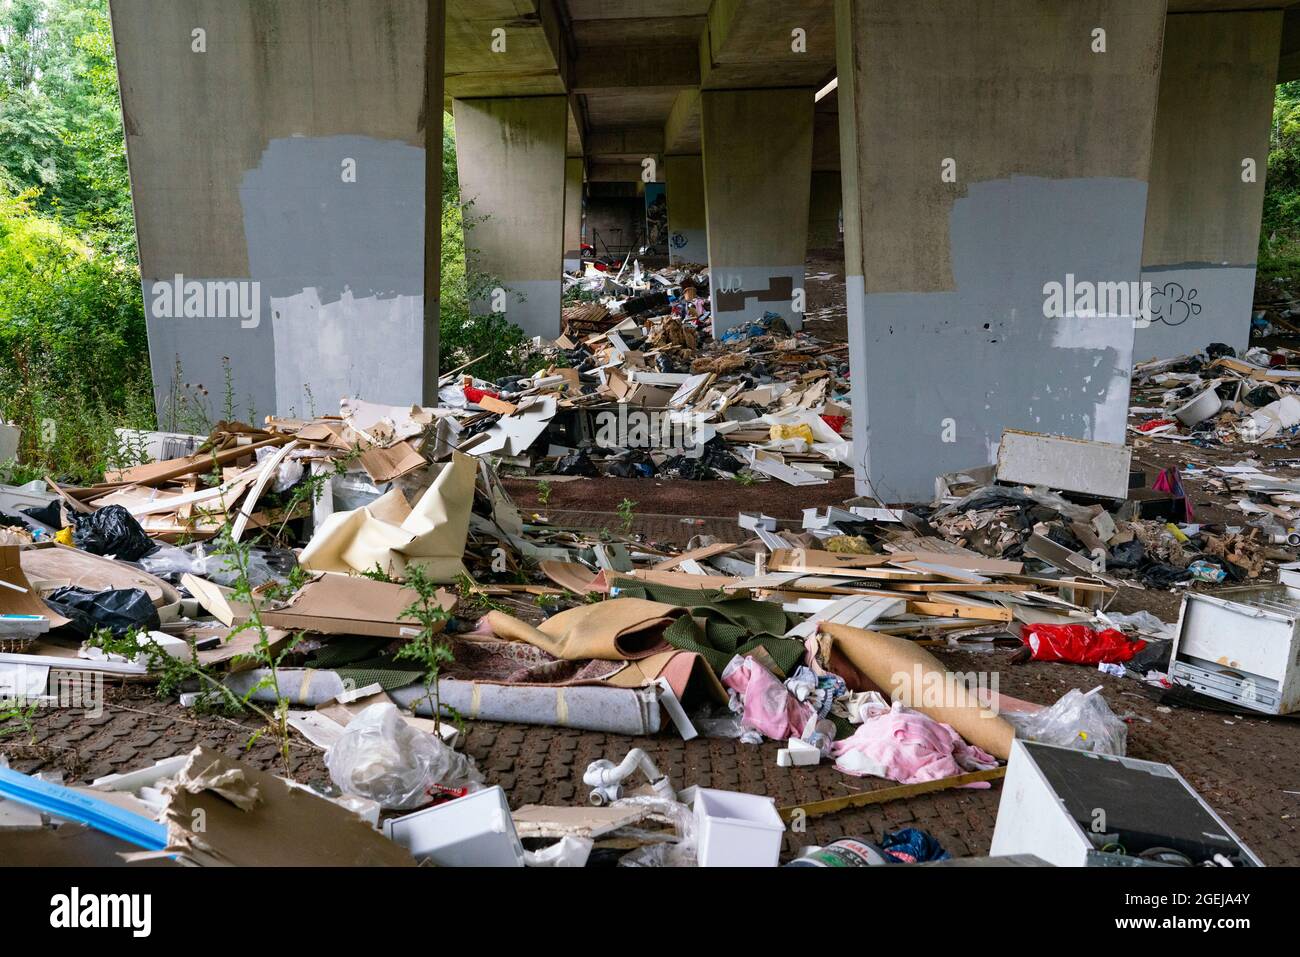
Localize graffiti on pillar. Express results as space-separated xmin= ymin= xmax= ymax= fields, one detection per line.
xmin=1148 ymin=282 xmax=1201 ymax=328
xmin=644 ymin=183 xmax=667 ymax=249
xmin=715 ymin=275 xmax=794 ymax=312
xmin=670 ymin=232 xmax=688 ymax=250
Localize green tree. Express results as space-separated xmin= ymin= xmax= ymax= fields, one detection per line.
xmin=1261 ymin=80 xmax=1300 ymax=276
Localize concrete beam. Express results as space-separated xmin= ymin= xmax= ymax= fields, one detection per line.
xmin=1138 ymin=11 xmax=1283 ymax=360
xmin=586 ymin=128 xmax=665 ymax=159
xmin=567 ymin=95 xmax=586 ymax=157
xmin=589 ymin=161 xmax=658 ymax=183
xmin=664 ymin=89 xmax=703 ymax=154
xmin=702 ymin=88 xmax=814 ymax=333
xmin=700 ymin=0 xmax=836 ymax=89
xmin=445 ymin=0 xmax=567 ymax=98
xmin=1279 ymin=5 xmax=1300 ymax=81
xmin=571 ymin=43 xmax=700 ymax=92
xmin=453 ymin=96 xmax=567 ymax=338
xmin=109 ymin=0 xmax=442 ymax=422
xmin=836 ymin=0 xmax=1167 ymax=502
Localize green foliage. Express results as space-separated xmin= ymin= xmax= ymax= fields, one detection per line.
xmin=1261 ymin=81 xmax=1300 ymax=277
xmin=393 ymin=563 xmax=458 ymax=735
xmin=617 ymin=497 xmax=637 ymax=535
xmin=0 ymin=1 xmax=134 ymax=254
xmin=213 ymin=528 xmax=306 ymax=775
xmin=0 ymin=188 xmax=153 ymax=481
xmin=438 ymin=113 xmax=536 ymax=382
xmin=0 ymin=1 xmax=151 ymax=483
xmin=0 ymin=696 xmax=38 ymax=742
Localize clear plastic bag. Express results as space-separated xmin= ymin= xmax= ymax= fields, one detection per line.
xmin=524 ymin=836 xmax=593 ymax=868
xmin=613 ymin=794 xmax=698 ymax=867
xmin=325 ymin=703 xmax=482 ymax=810
xmin=140 ymin=541 xmax=296 ymax=588
xmin=1005 ymin=686 xmax=1127 ymax=756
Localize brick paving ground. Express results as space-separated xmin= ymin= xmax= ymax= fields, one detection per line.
xmin=7 ymin=439 xmax=1300 ymax=863
xmin=6 ymin=494 xmax=1300 ymax=864
xmin=6 ymin=646 xmax=1299 ymax=864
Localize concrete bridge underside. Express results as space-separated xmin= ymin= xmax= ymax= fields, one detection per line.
xmin=110 ymin=0 xmax=1300 ymax=501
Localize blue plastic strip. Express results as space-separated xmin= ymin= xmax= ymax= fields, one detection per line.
xmin=0 ymin=765 xmax=169 ymax=851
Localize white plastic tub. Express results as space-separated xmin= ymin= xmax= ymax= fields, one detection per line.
xmin=1173 ymin=387 xmax=1222 ymax=426
xmin=693 ymin=787 xmax=785 ymax=867
xmin=382 ymin=785 xmax=524 ymax=867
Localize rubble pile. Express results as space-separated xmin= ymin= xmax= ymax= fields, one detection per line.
xmin=437 ymin=261 xmax=854 ymax=484
xmin=0 ymin=341 xmax=1288 ymax=868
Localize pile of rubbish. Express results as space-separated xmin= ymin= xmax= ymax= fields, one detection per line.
xmin=435 ymin=260 xmax=853 ymax=484
xmin=1131 ymin=342 xmax=1300 ymax=447
xmin=0 ymin=343 xmax=1282 ymax=866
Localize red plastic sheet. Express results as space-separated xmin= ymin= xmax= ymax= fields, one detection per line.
xmin=1020 ymin=623 xmax=1146 ymax=664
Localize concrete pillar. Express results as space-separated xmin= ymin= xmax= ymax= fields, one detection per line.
xmin=109 ymin=0 xmax=443 ymax=422
xmin=808 ymin=170 xmax=842 ymax=250
xmin=563 ymin=157 xmax=585 ymax=272
xmin=835 ymin=0 xmax=1166 ymax=502
xmin=452 ymin=95 xmax=567 ymax=339
xmin=665 ymin=155 xmax=707 ymax=265
xmin=1137 ymin=12 xmax=1283 ymax=360
xmin=701 ymin=89 xmax=814 ymax=333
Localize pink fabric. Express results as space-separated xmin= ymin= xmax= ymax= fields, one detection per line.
xmin=722 ymin=656 xmax=815 ymax=741
xmin=831 ymin=700 xmax=998 ymax=784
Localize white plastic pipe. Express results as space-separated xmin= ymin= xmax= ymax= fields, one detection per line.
xmin=583 ymin=748 xmax=674 ymax=805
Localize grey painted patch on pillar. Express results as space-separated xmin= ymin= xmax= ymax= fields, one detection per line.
xmin=239 ymin=135 xmax=427 ymax=417
xmin=669 ymin=228 xmax=707 ymax=265
xmin=849 ymin=176 xmax=1143 ymax=503
xmin=473 ymin=279 xmax=563 ymax=341
xmin=563 ymin=257 xmax=582 ymax=272
xmin=710 ymin=265 xmax=805 ymax=335
xmin=1134 ymin=264 xmax=1256 ymax=361
xmin=143 ymin=276 xmax=274 ymax=428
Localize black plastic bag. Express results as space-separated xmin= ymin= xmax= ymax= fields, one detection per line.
xmin=72 ymin=505 xmax=156 ymax=562
xmin=1107 ymin=539 xmax=1146 ymax=570
xmin=21 ymin=500 xmax=64 ymax=529
xmin=554 ymin=448 xmax=600 ymax=477
xmin=44 ymin=586 xmax=160 ymax=638
xmin=1139 ymin=562 xmax=1192 ymax=588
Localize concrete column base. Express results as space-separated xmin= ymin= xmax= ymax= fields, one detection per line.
xmin=836 ymin=0 xmax=1167 ymax=502
xmin=1135 ymin=265 xmax=1259 ymax=360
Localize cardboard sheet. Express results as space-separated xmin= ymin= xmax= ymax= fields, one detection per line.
xmin=819 ymin=622 xmax=1015 ymax=759
xmin=299 ymin=452 xmax=476 ymax=581
xmin=159 ymin=747 xmax=415 ymax=867
xmin=0 ymin=545 xmax=69 ymax=627
xmin=483 ymin=598 xmax=680 ymax=661
xmin=262 ymin=575 xmax=455 ymax=639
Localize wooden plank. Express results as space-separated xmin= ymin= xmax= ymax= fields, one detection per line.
xmin=779 ymin=767 xmax=1006 ymax=822
xmin=654 ymin=542 xmax=738 ymax=571
xmin=910 ymin=599 xmax=1014 ymax=622
xmin=888 ymin=582 xmax=1031 ymax=593
xmin=771 ymin=562 xmax=937 ymax=581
